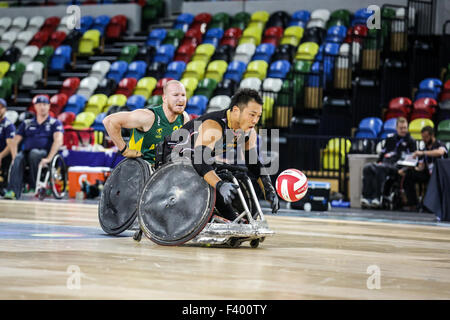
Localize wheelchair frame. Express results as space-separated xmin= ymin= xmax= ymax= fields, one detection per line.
xmin=34 ymin=153 xmax=68 ymax=200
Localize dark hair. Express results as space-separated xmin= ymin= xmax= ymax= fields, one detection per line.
xmin=229 ymin=88 xmax=263 ymax=110
xmin=421 ymin=125 xmax=434 ymax=135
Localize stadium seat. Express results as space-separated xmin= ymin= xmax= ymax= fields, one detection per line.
xmin=325 ymin=25 xmax=347 ymax=43
xmin=49 ymin=45 xmax=72 ymax=71
xmin=1 ymin=46 xmax=21 ymax=65
xmin=211 ymin=45 xmax=234 ymax=62
xmin=301 ymin=26 xmax=326 ymax=44
xmin=115 ymin=77 xmax=138 ymax=97
xmin=234 ymin=43 xmax=256 ymax=64
xmin=231 ymin=12 xmax=250 ymax=30
xmin=152 ymin=77 xmax=174 ymax=96
xmin=296 ymin=42 xmax=320 ymax=60
xmin=280 ymin=26 xmax=304 ymax=47
xmin=203 ymin=28 xmax=224 ymax=47
xmin=183 ymin=60 xmax=207 ymax=80
xmin=9 ymin=16 xmax=27 ymax=33
xmin=186 ymin=95 xmax=208 ymax=116
xmin=13 ymin=30 xmax=34 ymax=50
xmin=91 ymin=15 xmax=110 ymax=36
xmin=266 ymin=11 xmax=290 ymax=29
xmin=262 ymin=26 xmax=284 ymax=46
xmin=209 ymin=12 xmax=230 ymax=30
xmin=385 ymin=97 xmax=412 ymax=120
xmin=181 ymin=27 xmax=203 ymax=47
xmin=28 ymin=30 xmax=50 ymax=49
xmin=409 ymin=118 xmax=434 ymax=140
xmin=5 ymin=62 xmax=25 ymax=85
xmin=204 ymin=60 xmax=228 ymax=82
xmin=173 ymin=13 xmax=194 ymax=33
xmin=244 ymin=60 xmax=268 ymax=80
xmin=85 ymin=93 xmax=108 ymax=115
xmin=60 ymin=77 xmax=80 ymax=97
xmin=239 ymin=27 xmax=262 ymax=46
xmin=147 ymin=61 xmax=167 ymax=80
xmin=194 ymin=78 xmax=218 ymax=99
xmin=180 ymin=77 xmax=199 ymax=99
xmin=58 ymin=111 xmax=76 ymax=127
xmin=49 ymin=93 xmax=68 ymax=116
xmin=355 ymin=117 xmax=383 ymax=138
xmin=48 ymin=31 xmax=67 ymax=49
xmin=119 ymin=45 xmax=139 ymax=64
xmin=147 ymin=28 xmax=167 ymax=47
xmin=133 ymin=77 xmax=157 ymax=99
xmin=78 ymin=29 xmax=101 ymax=55
xmin=379 ymin=118 xmax=398 ymax=139
xmin=240 ymin=77 xmax=262 ymax=91
xmin=272 ymin=44 xmax=296 ymax=62
xmin=214 ymin=78 xmax=237 ymax=96
xmin=148 ymin=95 xmax=163 ymax=106
xmin=89 ymin=60 xmax=111 ymax=81
xmin=0 ymin=17 xmax=12 ymax=35
xmin=34 ymin=46 xmax=54 ymax=68
xmin=0 ymin=31 xmax=18 ymax=50
xmin=71 ymin=111 xmax=96 ymax=130
xmin=311 ymin=9 xmax=331 ymax=22
xmin=207 ymin=95 xmax=231 ymax=113
xmin=174 ymin=43 xmax=196 ymax=63
xmin=192 ymin=43 xmax=215 ymax=64
xmin=106 ymin=94 xmax=127 ymax=109
xmin=124 ymin=60 xmax=147 ymax=80
xmin=163 ymin=29 xmax=185 ymax=48
xmin=191 ymin=12 xmax=212 ymax=30
xmin=153 ymin=44 xmax=175 ymax=64
xmin=64 ymin=94 xmax=87 ymax=115
xmin=291 ymin=10 xmax=310 ymax=24
xmin=77 ymin=76 xmax=99 ymax=99
xmin=164 ymin=61 xmax=187 ymax=80
xmin=106 ymin=60 xmax=128 ymax=84
xmin=21 ymin=61 xmax=43 ymax=88
xmin=223 ymin=60 xmax=247 ymax=82
xmin=0 ymin=61 xmax=10 ymax=79
xmin=92 ymin=112 xmax=107 ymax=131
xmin=251 ymin=43 xmax=275 ymax=63
xmin=437 ymin=119 xmax=450 ymax=141
xmin=106 ymin=15 xmax=127 ymax=40
xmin=220 ymin=27 xmax=242 ymax=48
xmin=410 ymin=97 xmax=437 ymax=121
xmin=126 ymin=95 xmax=147 ymax=110
xmin=322 ymin=138 xmax=351 ymax=170
xmin=94 ymin=78 xmax=117 ymax=97
xmin=79 ymin=16 xmax=94 ymax=34
xmin=267 ymin=60 xmax=291 ymax=79
xmin=40 ymin=16 xmax=60 ymax=34
xmin=0 ymin=77 xmax=12 ymax=99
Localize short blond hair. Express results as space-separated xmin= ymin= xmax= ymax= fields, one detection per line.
xmin=163 ymin=80 xmax=184 ymax=95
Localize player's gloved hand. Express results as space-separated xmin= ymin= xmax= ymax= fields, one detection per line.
xmin=121 ymin=146 xmax=143 ymax=158
xmin=261 ymin=175 xmax=279 ymax=214
xmin=216 ymin=180 xmax=239 ymax=205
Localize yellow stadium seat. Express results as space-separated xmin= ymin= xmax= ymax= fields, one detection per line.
xmin=322 ymin=138 xmax=351 ymax=170
xmin=133 ymin=77 xmax=157 ymax=99
xmin=105 ymin=94 xmax=127 ymax=110
xmin=261 ymin=96 xmax=274 ymax=126
xmin=180 ymin=77 xmax=199 ymax=99
xmin=247 ymin=21 xmax=265 ymax=31
xmin=78 ymin=29 xmax=101 ymax=56
xmin=71 ymin=111 xmax=96 ymax=130
xmin=409 ymin=118 xmax=434 ymax=140
xmin=183 ymin=60 xmax=207 ymax=80
xmin=251 ymin=11 xmax=269 ymax=23
xmin=296 ymin=42 xmax=320 ymax=60
xmin=85 ymin=94 xmax=108 ymax=115
xmin=191 ymin=44 xmax=215 ymax=64
xmin=284 ymin=26 xmax=304 ymax=40
xmin=204 ymin=60 xmax=228 ymax=83
xmin=239 ymin=27 xmax=262 ymax=46
xmin=0 ymin=61 xmax=10 ymax=78
xmin=243 ymin=60 xmax=268 ymax=80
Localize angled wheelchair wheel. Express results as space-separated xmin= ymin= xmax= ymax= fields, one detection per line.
xmin=49 ymin=154 xmax=68 ymax=199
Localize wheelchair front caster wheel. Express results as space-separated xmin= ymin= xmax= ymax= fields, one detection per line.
xmin=133 ymin=230 xmax=142 ymax=242
xmin=229 ymin=238 xmax=240 ymax=248
xmin=250 ymin=239 xmax=260 ymax=248
xmin=38 ymin=188 xmax=46 ymax=201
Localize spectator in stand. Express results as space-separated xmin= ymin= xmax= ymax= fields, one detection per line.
xmin=0 ymin=99 xmax=16 ymax=196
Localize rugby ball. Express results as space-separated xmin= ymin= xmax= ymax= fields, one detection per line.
xmin=275 ymin=169 xmax=308 ymax=202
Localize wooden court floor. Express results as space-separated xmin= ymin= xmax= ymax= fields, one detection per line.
xmin=0 ymin=199 xmax=449 ymax=300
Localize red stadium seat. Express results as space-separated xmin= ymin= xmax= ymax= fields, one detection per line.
xmin=220 ymin=27 xmax=242 ymax=47
xmin=191 ymin=12 xmax=212 ymax=31
xmin=181 ymin=28 xmax=203 ymax=47
xmin=60 ymin=77 xmax=81 ymax=97
xmin=29 ymin=30 xmax=50 ymax=49
xmin=115 ymin=77 xmax=138 ymax=97
xmin=106 ymin=15 xmax=128 ymax=39
xmin=57 ymin=111 xmax=76 ymax=127
xmin=41 ymin=16 xmax=61 ymax=34
xmin=50 ymin=93 xmax=68 ymax=116
xmin=413 ymin=97 xmax=437 ymax=114
xmin=262 ymin=27 xmax=283 ymax=45
xmin=48 ymin=31 xmax=67 ymax=49
xmin=389 ymin=97 xmax=412 ymax=114
xmin=153 ymin=77 xmax=174 ymax=96
xmin=174 ymin=43 xmax=197 ymax=63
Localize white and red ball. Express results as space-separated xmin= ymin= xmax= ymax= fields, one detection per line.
xmin=275 ymin=169 xmax=308 ymax=202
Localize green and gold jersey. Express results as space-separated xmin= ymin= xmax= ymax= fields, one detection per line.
xmin=128 ymin=105 xmax=184 ymax=164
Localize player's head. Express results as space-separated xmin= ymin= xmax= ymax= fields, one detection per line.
xmin=162 ymin=80 xmax=186 ymax=115
xmin=396 ymin=117 xmax=408 ymax=137
xmin=0 ymin=98 xmax=7 ymax=120
xmin=34 ymin=95 xmax=50 ymax=118
xmin=229 ymin=88 xmax=263 ymax=132
xmin=421 ymin=126 xmax=435 ymax=145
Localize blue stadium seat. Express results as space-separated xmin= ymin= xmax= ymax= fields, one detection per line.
xmin=291 ymin=10 xmax=310 ymax=23
xmin=252 ymin=43 xmax=276 ymax=63
xmin=307 ymin=61 xmax=321 ymax=87
xmin=91 ymin=112 xmax=106 ymax=131
xmin=126 ymin=95 xmax=147 ymax=111
xmin=223 ymin=60 xmax=247 ymax=83
xmin=153 ymin=44 xmax=175 ymax=64
xmin=91 ymin=15 xmax=111 ymax=36
xmin=64 ymin=94 xmax=87 ymax=115
xmin=147 ymin=28 xmax=167 ymax=47
xmin=351 ymin=8 xmax=373 ymax=26
xmin=164 ymin=61 xmax=186 ymax=80
xmin=267 ymin=60 xmax=291 ymax=79
xmin=203 ymin=28 xmax=224 ymax=47
xmin=288 ymin=20 xmax=306 ymax=28
xmin=80 ymin=16 xmax=94 ymax=34
xmin=325 ymin=26 xmax=347 ymax=43
xmin=415 ymin=89 xmax=438 ymax=101
xmin=186 ymin=95 xmax=208 ymax=116
xmin=379 ymin=118 xmax=397 ymax=139
xmin=106 ymin=60 xmax=128 ymax=83
xmin=124 ymin=61 xmax=147 ymax=80
xmin=355 ymin=117 xmax=383 ymax=138
xmin=173 ymin=13 xmax=194 ymax=32
xmin=49 ymin=45 xmax=72 ymax=71
xmin=419 ymin=78 xmax=442 ymax=96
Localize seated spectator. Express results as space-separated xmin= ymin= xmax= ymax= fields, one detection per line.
xmin=3 ymin=96 xmax=63 ymax=200
xmin=401 ymin=126 xmax=448 ymax=211
xmin=361 ymin=117 xmax=416 ymax=208
xmin=0 ymin=99 xmax=15 ymax=195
